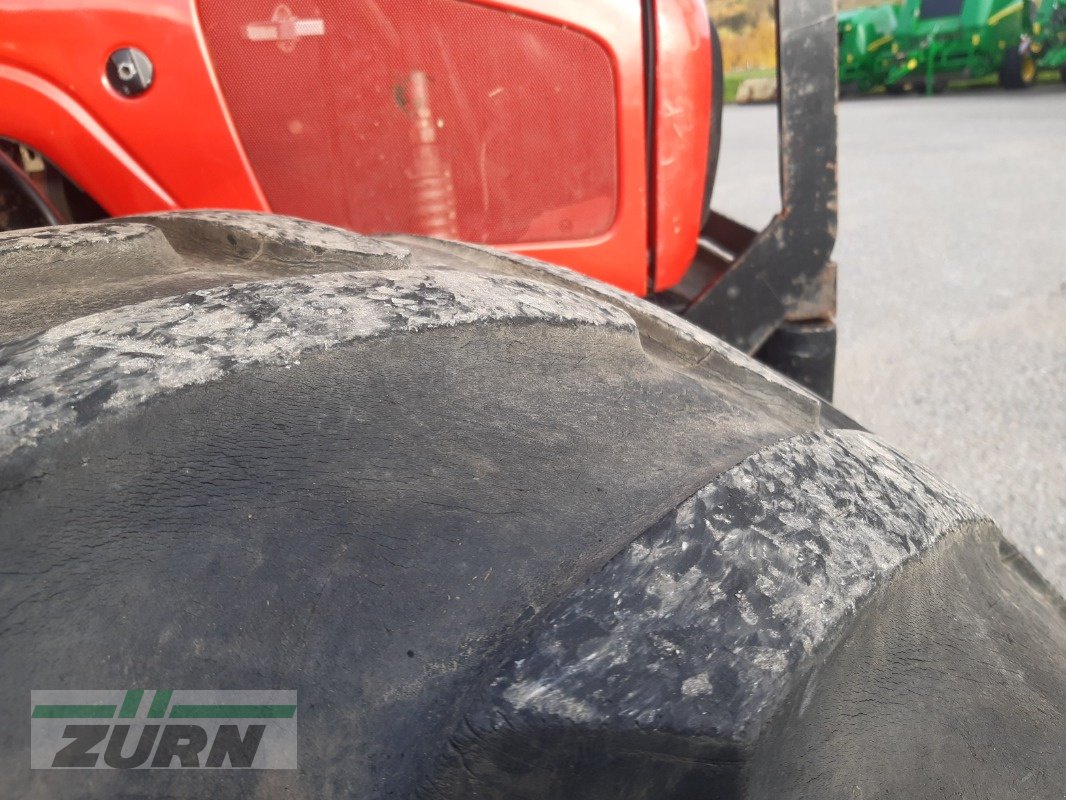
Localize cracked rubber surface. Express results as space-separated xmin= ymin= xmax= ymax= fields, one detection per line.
xmin=1 ymin=212 xmax=1064 ymax=799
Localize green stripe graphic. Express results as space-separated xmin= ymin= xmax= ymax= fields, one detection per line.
xmin=32 ymin=705 xmax=116 ymax=719
xmin=169 ymin=704 xmax=296 ymax=719
xmin=147 ymin=689 xmax=172 ymax=718
xmin=31 ymin=692 xmax=294 ymax=719
xmin=118 ymin=689 xmax=144 ymax=718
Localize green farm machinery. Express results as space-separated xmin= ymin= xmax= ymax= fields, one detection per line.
xmin=1031 ymin=0 xmax=1066 ymax=81
xmin=886 ymin=0 xmax=1037 ymax=93
xmin=839 ymin=4 xmax=903 ymax=92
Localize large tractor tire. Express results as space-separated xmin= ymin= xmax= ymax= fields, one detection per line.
xmin=703 ymin=18 xmax=725 ymax=219
xmin=2 ymin=212 xmax=1065 ymax=798
xmin=1000 ymin=44 xmax=1038 ymax=88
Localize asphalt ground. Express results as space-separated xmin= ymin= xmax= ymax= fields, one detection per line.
xmin=714 ymin=85 xmax=1066 ymax=592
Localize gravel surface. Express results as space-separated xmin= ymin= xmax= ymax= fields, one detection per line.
xmin=714 ymin=86 xmax=1066 ymax=592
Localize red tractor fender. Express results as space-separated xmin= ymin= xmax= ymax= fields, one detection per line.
xmin=0 ymin=0 xmax=714 ymax=298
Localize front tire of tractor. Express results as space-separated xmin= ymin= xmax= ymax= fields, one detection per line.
xmin=3 ymin=212 xmax=1066 ymax=799
xmin=885 ymin=81 xmax=907 ymax=95
xmin=703 ymin=19 xmax=725 ymax=218
xmin=1000 ymin=45 xmax=1038 ymax=88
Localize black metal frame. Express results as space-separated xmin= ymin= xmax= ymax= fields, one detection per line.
xmin=673 ymin=0 xmax=839 ymax=397
xmin=0 ymin=147 xmax=62 ymax=231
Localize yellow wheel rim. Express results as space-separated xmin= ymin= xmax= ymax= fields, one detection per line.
xmin=1022 ymin=56 xmax=1037 ymax=84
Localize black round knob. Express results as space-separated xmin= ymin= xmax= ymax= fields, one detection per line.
xmin=106 ymin=48 xmax=153 ymax=98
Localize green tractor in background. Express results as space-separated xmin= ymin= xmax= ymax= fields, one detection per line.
xmin=886 ymin=0 xmax=1037 ymax=94
xmin=839 ymin=3 xmax=904 ymax=92
xmin=1031 ymin=0 xmax=1066 ymax=81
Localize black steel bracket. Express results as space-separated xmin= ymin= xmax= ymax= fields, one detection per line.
xmin=680 ymin=0 xmax=839 ymax=363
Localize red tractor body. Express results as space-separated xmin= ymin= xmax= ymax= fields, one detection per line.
xmin=0 ymin=0 xmax=714 ymax=296
xmin=1 ymin=0 xmax=839 ymax=398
